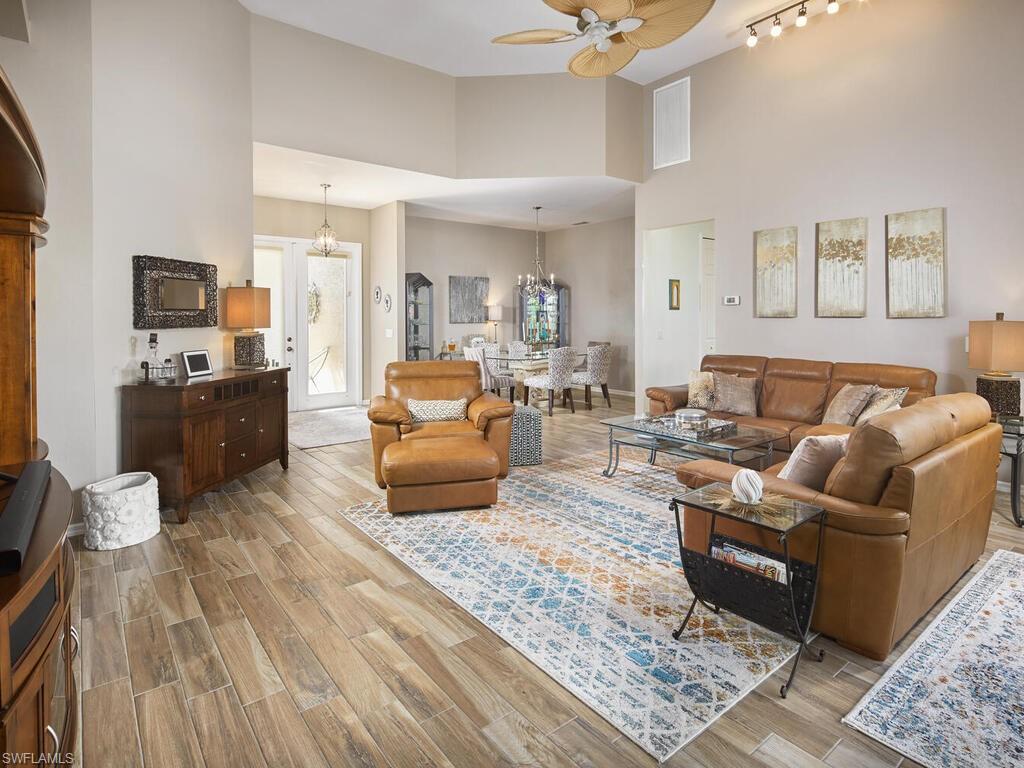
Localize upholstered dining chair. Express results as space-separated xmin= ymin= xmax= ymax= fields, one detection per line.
xmin=571 ymin=343 xmax=612 ymax=408
xmin=465 ymin=347 xmax=515 ymax=402
xmin=524 ymin=346 xmax=578 ymax=416
xmin=483 ymin=342 xmax=516 ymax=402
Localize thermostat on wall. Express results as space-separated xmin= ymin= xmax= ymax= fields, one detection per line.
xmin=723 ymin=295 xmax=741 ymax=306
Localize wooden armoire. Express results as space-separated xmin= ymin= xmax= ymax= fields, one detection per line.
xmin=0 ymin=66 xmax=77 ymax=762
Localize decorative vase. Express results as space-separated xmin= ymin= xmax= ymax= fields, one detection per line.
xmin=731 ymin=469 xmax=764 ymax=505
xmin=81 ymin=472 xmax=161 ymax=550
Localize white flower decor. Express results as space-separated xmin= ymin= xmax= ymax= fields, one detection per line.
xmin=731 ymin=469 xmax=764 ymax=505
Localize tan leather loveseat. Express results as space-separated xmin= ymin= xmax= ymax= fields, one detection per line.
xmin=368 ymin=361 xmax=514 ymax=514
xmin=646 ymin=355 xmax=937 ymax=453
xmin=677 ymin=393 xmax=1002 ymax=660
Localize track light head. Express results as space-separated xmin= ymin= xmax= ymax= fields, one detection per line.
xmin=771 ymin=16 xmax=783 ymax=36
xmin=826 ymin=0 xmax=839 ymax=14
xmin=795 ymin=5 xmax=808 ymax=27
xmin=746 ymin=26 xmax=758 ymax=47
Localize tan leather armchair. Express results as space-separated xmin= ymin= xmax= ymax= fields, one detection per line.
xmin=368 ymin=361 xmax=514 ymax=490
xmin=676 ymin=393 xmax=1001 ymax=660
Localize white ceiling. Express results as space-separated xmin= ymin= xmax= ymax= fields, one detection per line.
xmin=239 ymin=0 xmax=838 ymax=85
xmin=253 ymin=143 xmax=636 ymax=231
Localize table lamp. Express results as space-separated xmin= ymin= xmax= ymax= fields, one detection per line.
xmin=968 ymin=313 xmax=1024 ymax=417
xmin=487 ymin=305 xmax=505 ymax=343
xmin=225 ymin=280 xmax=271 ymax=369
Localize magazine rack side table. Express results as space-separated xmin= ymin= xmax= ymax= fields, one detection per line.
xmin=670 ymin=483 xmax=827 ymax=698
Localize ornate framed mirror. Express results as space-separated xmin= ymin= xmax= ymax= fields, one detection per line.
xmin=133 ymin=254 xmax=218 ymax=329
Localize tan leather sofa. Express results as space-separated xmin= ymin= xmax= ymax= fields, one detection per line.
xmin=368 ymin=361 xmax=515 ymax=514
xmin=677 ymin=393 xmax=1002 ymax=660
xmin=646 ymin=355 xmax=938 ymax=453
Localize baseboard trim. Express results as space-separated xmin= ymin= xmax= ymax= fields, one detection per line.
xmin=566 ymin=384 xmax=634 ymax=398
xmin=996 ymin=480 xmax=1021 ymax=496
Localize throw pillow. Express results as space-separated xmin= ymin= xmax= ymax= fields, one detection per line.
xmin=687 ymin=370 xmax=716 ymax=410
xmin=712 ymin=372 xmax=758 ymax=416
xmin=854 ymin=386 xmax=910 ymax=425
xmin=777 ymin=433 xmax=850 ymax=491
xmin=822 ymin=383 xmax=878 ymax=425
xmin=407 ymin=398 xmax=467 ymax=423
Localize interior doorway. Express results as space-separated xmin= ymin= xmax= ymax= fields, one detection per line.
xmin=253 ymin=236 xmax=363 ymax=412
xmin=640 ymin=219 xmax=715 ymax=397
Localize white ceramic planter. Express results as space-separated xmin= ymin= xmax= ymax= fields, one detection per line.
xmin=81 ymin=472 xmax=160 ymax=551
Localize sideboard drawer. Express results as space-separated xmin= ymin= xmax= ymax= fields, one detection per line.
xmin=186 ymin=387 xmax=214 ymax=410
xmin=225 ymin=403 xmax=256 ymax=441
xmin=263 ymin=372 xmax=285 ymax=394
xmin=225 ymin=434 xmax=257 ymax=477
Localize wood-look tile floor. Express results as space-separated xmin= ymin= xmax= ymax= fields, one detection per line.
xmin=72 ymin=395 xmax=1024 ymax=767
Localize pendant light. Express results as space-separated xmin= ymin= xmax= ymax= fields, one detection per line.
xmin=313 ymin=183 xmax=339 ymax=257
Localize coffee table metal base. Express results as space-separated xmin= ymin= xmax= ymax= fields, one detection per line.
xmin=601 ymin=426 xmax=776 ymax=477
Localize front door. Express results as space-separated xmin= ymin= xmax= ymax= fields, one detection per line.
xmin=253 ymin=237 xmax=362 ymax=412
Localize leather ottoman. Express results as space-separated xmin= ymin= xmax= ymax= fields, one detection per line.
xmin=380 ymin=435 xmax=499 ymax=514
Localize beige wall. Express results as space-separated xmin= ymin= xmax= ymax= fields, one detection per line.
xmin=636 ymin=0 xmax=1024 ymax=395
xmin=90 ymin=0 xmax=253 ymax=480
xmin=369 ymin=202 xmax=405 ymax=396
xmin=405 ymin=217 xmax=539 ymax=353
xmin=251 ymin=15 xmax=457 ymax=178
xmin=546 ymin=218 xmax=636 ymax=393
xmin=253 ymin=195 xmax=372 ymax=397
xmin=0 ymin=0 xmax=95 ymax=490
xmin=605 ymin=76 xmax=643 ymax=184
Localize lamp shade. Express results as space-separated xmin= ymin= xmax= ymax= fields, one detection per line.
xmin=968 ymin=319 xmax=1024 ymax=373
xmin=487 ymin=305 xmax=505 ymax=322
xmin=225 ymin=280 xmax=271 ymax=330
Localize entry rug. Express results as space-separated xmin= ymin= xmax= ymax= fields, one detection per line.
xmin=288 ymin=406 xmax=369 ymax=448
xmin=341 ymin=451 xmax=798 ymax=761
xmin=844 ymin=549 xmax=1024 ymax=768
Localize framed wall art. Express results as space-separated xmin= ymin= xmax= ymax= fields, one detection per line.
xmin=886 ymin=207 xmax=947 ymax=318
xmin=449 ymin=275 xmax=489 ymax=323
xmin=668 ymin=279 xmax=681 ymax=310
xmin=816 ymin=217 xmax=867 ymax=318
xmin=754 ymin=226 xmax=798 ymax=318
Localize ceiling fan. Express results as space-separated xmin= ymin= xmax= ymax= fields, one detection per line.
xmin=492 ymin=0 xmax=716 ymax=78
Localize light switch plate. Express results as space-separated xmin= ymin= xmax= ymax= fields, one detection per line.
xmin=723 ymin=295 xmax=741 ymax=306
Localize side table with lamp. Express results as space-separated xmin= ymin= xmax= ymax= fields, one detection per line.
xmin=969 ymin=313 xmax=1024 ymax=526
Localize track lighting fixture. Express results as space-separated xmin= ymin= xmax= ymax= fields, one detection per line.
xmin=745 ymin=0 xmax=844 ymax=51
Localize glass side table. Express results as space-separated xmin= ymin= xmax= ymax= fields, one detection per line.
xmin=999 ymin=416 xmax=1023 ymax=527
xmin=670 ymin=483 xmax=827 ymax=698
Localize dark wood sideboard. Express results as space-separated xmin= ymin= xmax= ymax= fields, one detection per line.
xmin=0 ymin=448 xmax=76 ymax=762
xmin=122 ymin=367 xmax=290 ymax=522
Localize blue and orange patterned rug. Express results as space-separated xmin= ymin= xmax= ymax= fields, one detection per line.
xmin=342 ymin=450 xmax=799 ymax=761
xmin=844 ymin=549 xmax=1024 ymax=768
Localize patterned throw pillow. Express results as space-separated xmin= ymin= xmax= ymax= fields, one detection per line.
xmin=854 ymin=386 xmax=910 ymax=425
xmin=823 ymin=383 xmax=878 ymax=426
xmin=407 ymin=398 xmax=467 ymax=423
xmin=712 ymin=372 xmax=758 ymax=416
xmin=687 ymin=371 xmax=716 ymax=410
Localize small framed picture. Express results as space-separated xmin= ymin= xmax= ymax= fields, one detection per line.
xmin=668 ymin=279 xmax=681 ymax=310
xmin=181 ymin=349 xmax=213 ymax=378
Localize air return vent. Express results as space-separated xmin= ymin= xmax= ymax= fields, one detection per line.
xmin=653 ymin=77 xmax=690 ymax=170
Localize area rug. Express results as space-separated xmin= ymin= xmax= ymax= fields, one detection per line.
xmin=288 ymin=406 xmax=369 ymax=448
xmin=340 ymin=450 xmax=800 ymax=761
xmin=844 ymin=549 xmax=1024 ymax=768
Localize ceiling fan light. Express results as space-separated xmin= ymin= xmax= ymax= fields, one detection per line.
xmin=595 ymin=37 xmax=612 ymax=52
xmin=826 ymin=0 xmax=839 ymax=14
xmin=746 ymin=27 xmax=758 ymax=47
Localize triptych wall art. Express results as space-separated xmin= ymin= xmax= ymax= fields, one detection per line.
xmin=752 ymin=208 xmax=946 ymax=319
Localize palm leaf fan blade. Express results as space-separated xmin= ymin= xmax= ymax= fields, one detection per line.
xmin=567 ymin=35 xmax=639 ymax=78
xmin=622 ymin=0 xmax=716 ymax=49
xmin=492 ymin=29 xmax=578 ymax=44
xmin=543 ymin=0 xmax=634 ymax=20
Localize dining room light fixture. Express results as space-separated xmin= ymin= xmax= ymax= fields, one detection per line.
xmin=746 ymin=0 xmax=843 ymax=48
xmin=312 ymin=183 xmax=339 ymax=257
xmin=517 ymin=207 xmax=555 ymax=302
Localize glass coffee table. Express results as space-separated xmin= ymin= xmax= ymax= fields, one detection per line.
xmin=599 ymin=415 xmax=785 ymax=477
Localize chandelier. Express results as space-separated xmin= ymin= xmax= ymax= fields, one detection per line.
xmin=517 ymin=206 xmax=555 ymax=301
xmin=313 ymin=183 xmax=339 ymax=257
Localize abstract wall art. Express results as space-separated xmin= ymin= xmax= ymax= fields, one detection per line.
xmin=816 ymin=217 xmax=867 ymax=318
xmin=449 ymin=275 xmax=490 ymax=323
xmin=668 ymin=279 xmax=681 ymax=310
xmin=754 ymin=226 xmax=798 ymax=318
xmin=886 ymin=208 xmax=946 ymax=318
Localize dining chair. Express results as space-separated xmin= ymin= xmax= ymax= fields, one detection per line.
xmin=465 ymin=346 xmax=515 ymax=401
xmin=483 ymin=342 xmax=516 ymax=402
xmin=571 ymin=343 xmax=612 ymax=408
xmin=507 ymin=340 xmax=529 ymax=359
xmin=523 ymin=347 xmax=578 ymax=416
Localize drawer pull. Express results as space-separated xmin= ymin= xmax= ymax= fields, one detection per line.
xmin=199 ymin=394 xmax=206 ymax=401
xmin=46 ymin=725 xmax=59 ymax=753
xmin=271 ymin=379 xmax=278 ymax=384
xmin=258 ymin=428 xmax=264 ymax=433
xmin=219 ymin=442 xmax=225 ymax=448
xmin=239 ymin=417 xmax=246 ymax=423
xmin=240 ymin=452 xmax=247 ymax=459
